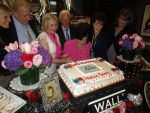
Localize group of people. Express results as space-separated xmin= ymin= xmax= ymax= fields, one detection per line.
xmin=0 ymin=0 xmax=136 ymax=87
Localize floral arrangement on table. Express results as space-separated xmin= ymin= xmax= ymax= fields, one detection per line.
xmin=1 ymin=41 xmax=51 ymax=85
xmin=118 ymin=34 xmax=145 ymax=60
xmin=118 ymin=34 xmax=145 ymax=50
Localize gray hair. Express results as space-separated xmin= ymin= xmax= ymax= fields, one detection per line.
xmin=59 ymin=10 xmax=71 ymax=21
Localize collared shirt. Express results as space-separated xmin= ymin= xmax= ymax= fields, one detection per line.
xmin=62 ymin=26 xmax=71 ymax=41
xmin=13 ymin=16 xmax=36 ymax=43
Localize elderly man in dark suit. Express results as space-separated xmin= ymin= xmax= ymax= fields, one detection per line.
xmin=3 ymin=0 xmax=38 ymax=45
xmin=57 ymin=10 xmax=78 ymax=49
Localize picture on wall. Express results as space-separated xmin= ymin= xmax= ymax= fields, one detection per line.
xmin=141 ymin=5 xmax=150 ymax=37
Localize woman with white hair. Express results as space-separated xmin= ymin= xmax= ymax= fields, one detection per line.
xmin=38 ymin=13 xmax=72 ymax=75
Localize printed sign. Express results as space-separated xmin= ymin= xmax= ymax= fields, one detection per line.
xmin=88 ymin=90 xmax=126 ymax=113
xmin=78 ymin=63 xmax=101 ymax=74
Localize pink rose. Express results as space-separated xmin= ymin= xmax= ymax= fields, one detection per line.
xmin=122 ymin=34 xmax=128 ymax=39
xmin=119 ymin=40 xmax=123 ymax=45
xmin=135 ymin=36 xmax=142 ymax=42
xmin=33 ymin=54 xmax=42 ymax=67
xmin=24 ymin=61 xmax=32 ymax=68
xmin=139 ymin=42 xmax=145 ymax=48
xmin=31 ymin=47 xmax=38 ymax=54
xmin=133 ymin=41 xmax=138 ymax=49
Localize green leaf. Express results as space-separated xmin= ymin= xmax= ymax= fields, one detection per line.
xmin=15 ymin=68 xmax=29 ymax=76
xmin=39 ymin=67 xmax=45 ymax=73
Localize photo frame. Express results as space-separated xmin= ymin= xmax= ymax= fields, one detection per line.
xmin=141 ymin=5 xmax=150 ymax=37
xmin=39 ymin=73 xmax=62 ymax=112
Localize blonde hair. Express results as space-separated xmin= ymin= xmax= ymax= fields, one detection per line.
xmin=42 ymin=13 xmax=58 ymax=32
xmin=59 ymin=10 xmax=71 ymax=21
xmin=12 ymin=0 xmax=30 ymax=12
xmin=0 ymin=3 xmax=10 ymax=14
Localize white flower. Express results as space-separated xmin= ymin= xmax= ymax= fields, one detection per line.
xmin=33 ymin=54 xmax=42 ymax=67
xmin=5 ymin=41 xmax=18 ymax=52
xmin=19 ymin=43 xmax=32 ymax=54
xmin=31 ymin=40 xmax=39 ymax=47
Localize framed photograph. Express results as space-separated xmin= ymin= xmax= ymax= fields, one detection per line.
xmin=39 ymin=73 xmax=62 ymax=112
xmin=141 ymin=5 xmax=150 ymax=37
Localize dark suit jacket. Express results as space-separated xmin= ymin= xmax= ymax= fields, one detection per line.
xmin=3 ymin=16 xmax=39 ymax=45
xmin=57 ymin=25 xmax=79 ymax=49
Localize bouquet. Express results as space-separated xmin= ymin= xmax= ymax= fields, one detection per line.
xmin=1 ymin=41 xmax=51 ymax=76
xmin=118 ymin=34 xmax=145 ymax=50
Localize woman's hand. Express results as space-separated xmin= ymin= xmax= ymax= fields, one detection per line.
xmin=52 ymin=56 xmax=72 ymax=64
xmin=62 ymin=54 xmax=73 ymax=63
xmin=66 ymin=56 xmax=73 ymax=63
xmin=61 ymin=56 xmax=72 ymax=63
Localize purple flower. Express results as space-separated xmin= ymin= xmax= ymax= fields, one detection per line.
xmin=2 ymin=41 xmax=52 ymax=76
xmin=4 ymin=50 xmax=23 ymax=71
xmin=122 ymin=38 xmax=133 ymax=50
xmin=37 ymin=46 xmax=51 ymax=66
xmin=119 ymin=34 xmax=145 ymax=50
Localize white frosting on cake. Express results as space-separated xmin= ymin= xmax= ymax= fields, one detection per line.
xmin=58 ymin=58 xmax=125 ymax=97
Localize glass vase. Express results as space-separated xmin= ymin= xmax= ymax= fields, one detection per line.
xmin=122 ymin=48 xmax=135 ymax=61
xmin=20 ymin=69 xmax=39 ymax=86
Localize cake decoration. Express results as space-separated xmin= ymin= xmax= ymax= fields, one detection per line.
xmin=111 ymin=68 xmax=119 ymax=71
xmin=98 ymin=58 xmax=104 ymax=62
xmin=73 ymin=79 xmax=79 ymax=84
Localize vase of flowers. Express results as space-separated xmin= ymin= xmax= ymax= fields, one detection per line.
xmin=2 ymin=41 xmax=51 ymax=86
xmin=20 ymin=68 xmax=39 ymax=85
xmin=119 ymin=34 xmax=145 ymax=61
xmin=122 ymin=48 xmax=135 ymax=61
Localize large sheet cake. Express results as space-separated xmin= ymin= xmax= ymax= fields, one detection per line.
xmin=58 ymin=58 xmax=125 ymax=97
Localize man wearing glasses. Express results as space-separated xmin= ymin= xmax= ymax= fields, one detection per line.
xmin=4 ymin=0 xmax=38 ymax=44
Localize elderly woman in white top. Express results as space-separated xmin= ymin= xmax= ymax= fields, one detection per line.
xmin=38 ymin=13 xmax=71 ymax=75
